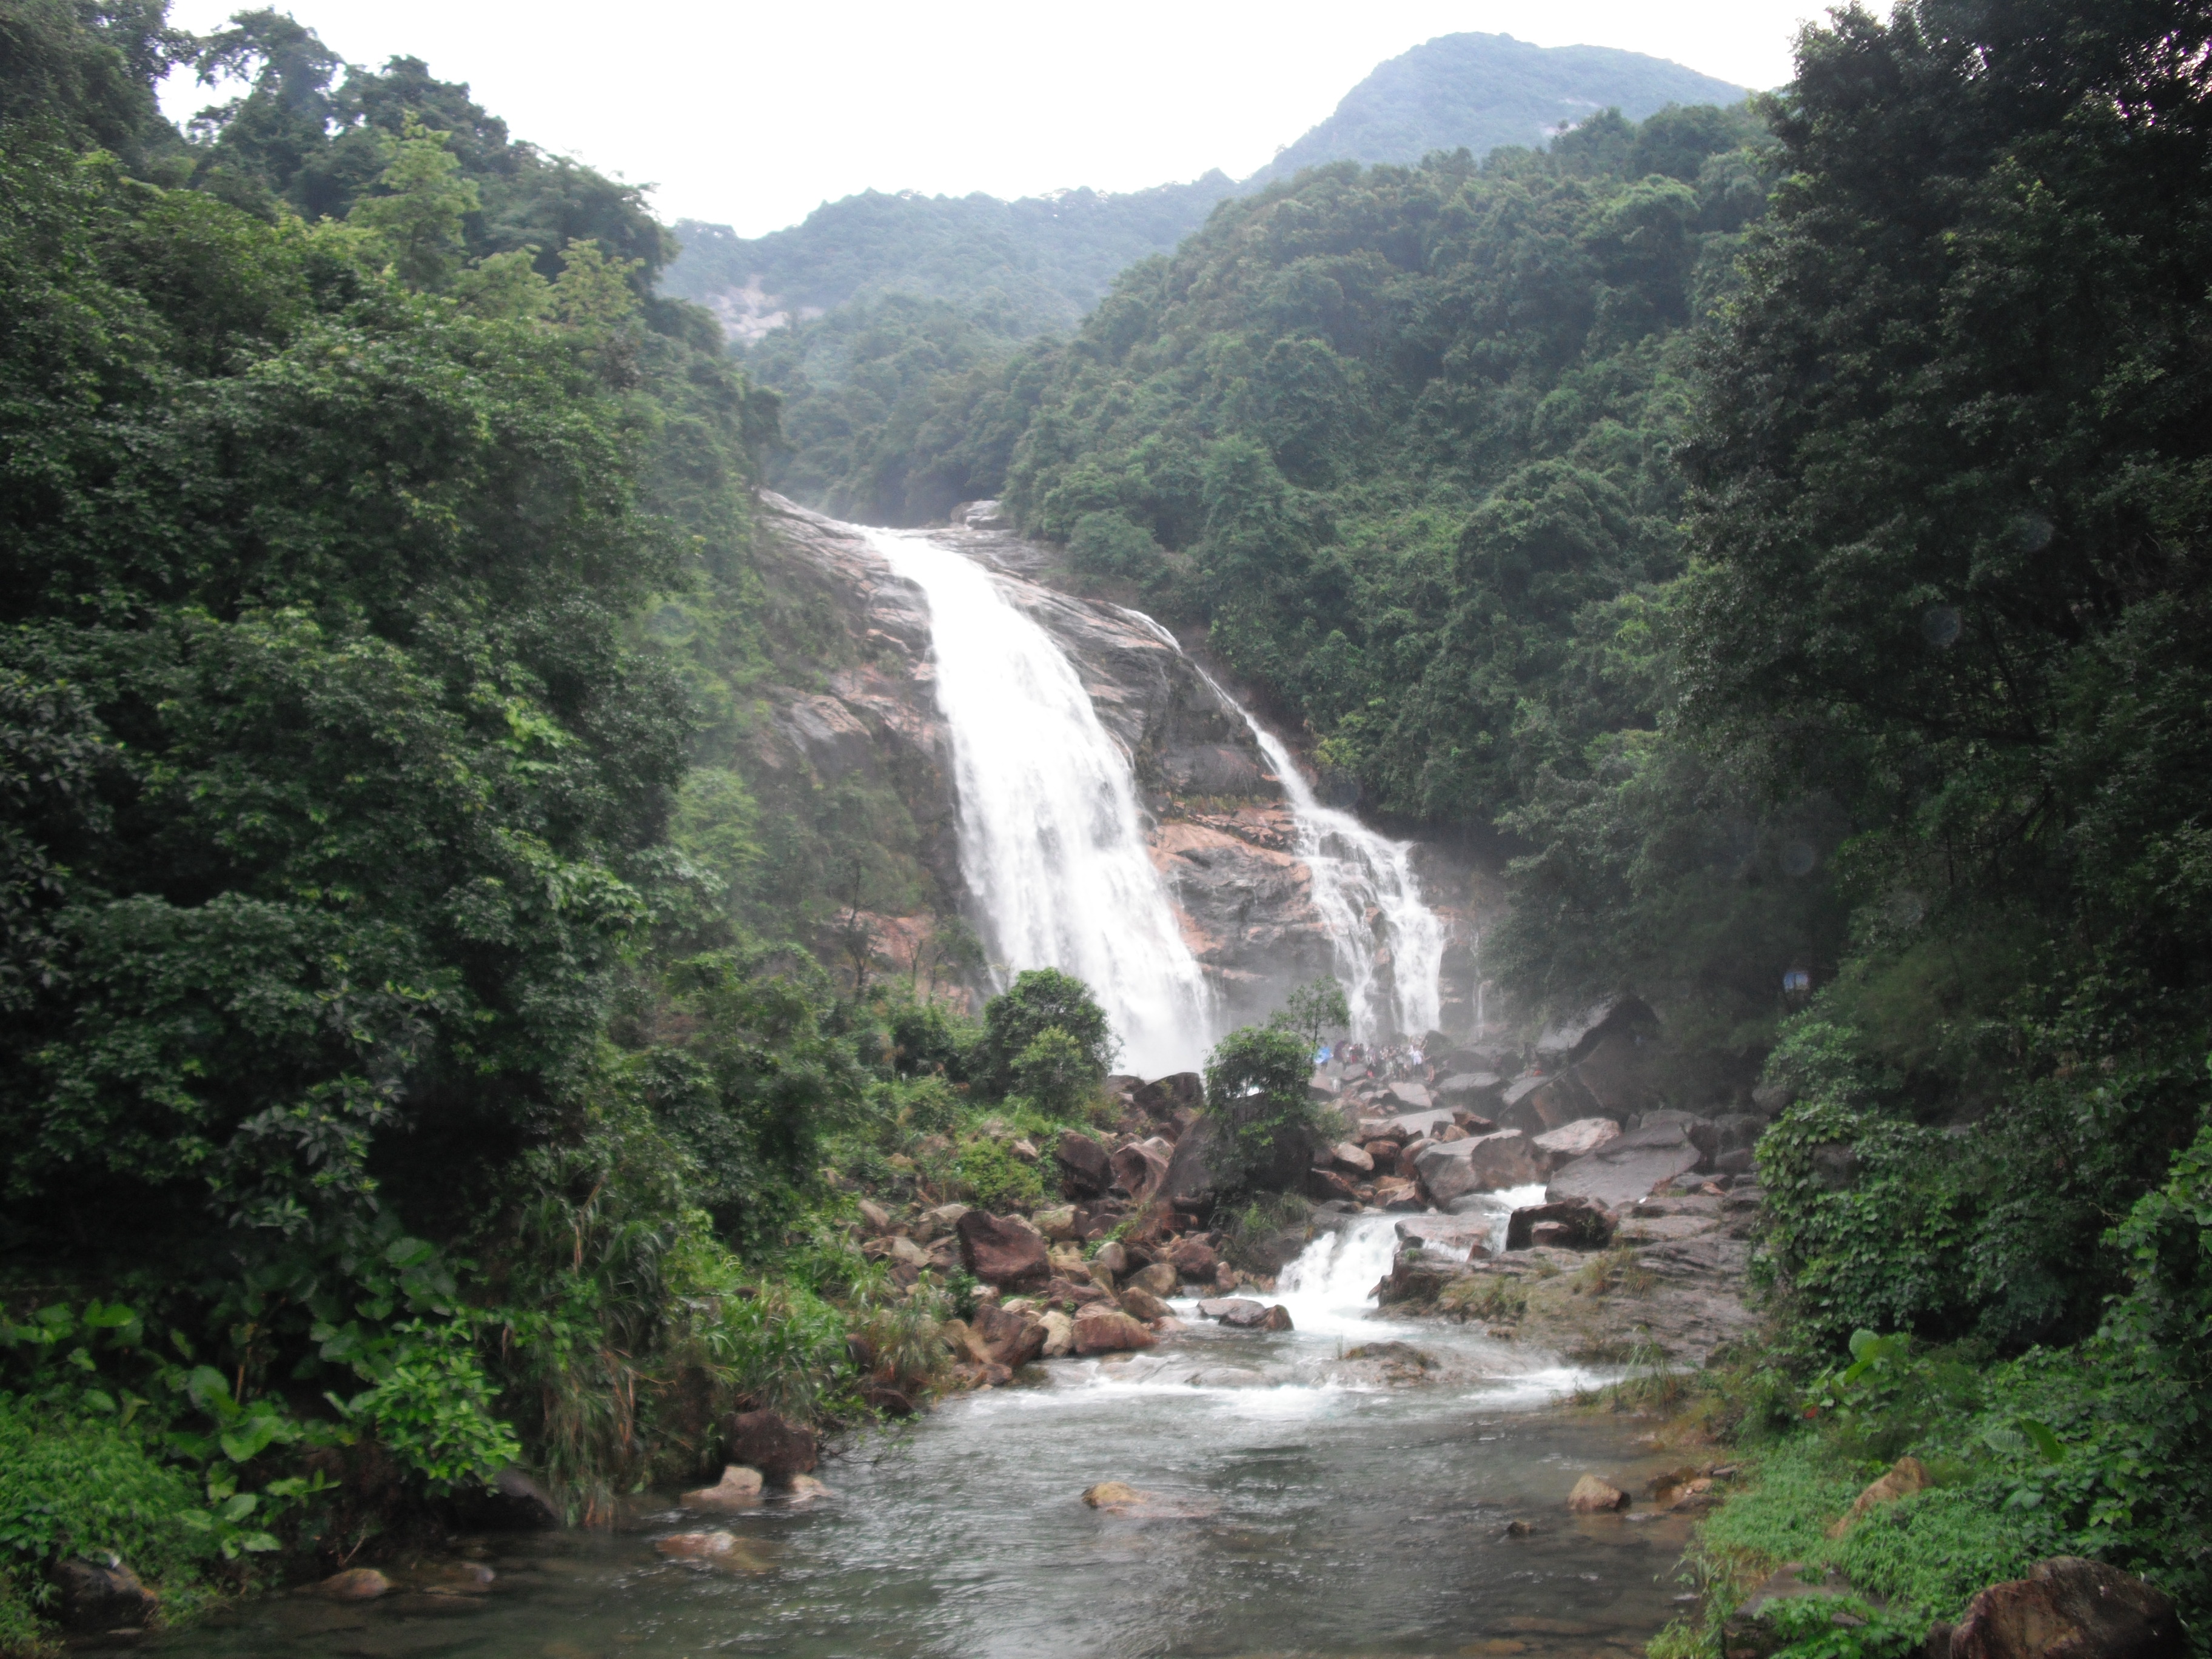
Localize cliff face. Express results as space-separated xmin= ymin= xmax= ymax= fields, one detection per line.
xmin=748 ymin=494 xmax=1479 ymax=1037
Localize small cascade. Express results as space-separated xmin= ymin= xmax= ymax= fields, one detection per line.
xmin=866 ymin=529 xmax=1215 ymax=1076
xmin=1273 ymin=1215 xmax=1407 ymax=1338
xmin=1121 ymin=611 xmax=1448 ymax=1042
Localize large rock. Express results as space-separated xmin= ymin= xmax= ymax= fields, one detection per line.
xmin=956 ymin=1209 xmax=1051 ymax=1289
xmin=681 ymin=1466 xmax=765 ymax=1511
xmin=1216 ymin=1301 xmax=1292 ymax=1330
xmin=1825 ymin=1455 xmax=1930 ymax=1539
xmin=1119 ymin=1285 xmax=1173 ymax=1322
xmin=724 ymin=1408 xmax=819 ymax=1482
xmin=1161 ymin=1111 xmax=1316 ymax=1205
xmin=1072 ymin=1304 xmax=1158 ymax=1353
xmin=1128 ymin=1261 xmax=1178 ymax=1298
xmin=1950 ymin=1557 xmax=2185 ymax=1659
xmin=1130 ymin=1073 xmax=1204 ymax=1121
xmin=1331 ymin=1141 xmax=1375 ymax=1175
xmin=1532 ymin=1118 xmax=1621 ymax=1164
xmin=52 ymin=1559 xmax=156 ymax=1630
xmin=1110 ymin=1138 xmax=1171 ymax=1202
xmin=309 ymin=1566 xmax=391 ymax=1603
xmin=1566 ymin=1474 xmax=1629 ymax=1513
xmin=1195 ymin=1297 xmax=1264 ymax=1321
xmin=1055 ymin=1129 xmax=1113 ymax=1196
xmin=1393 ymin=1214 xmax=1493 ymax=1259
xmin=1387 ymin=1081 xmax=1433 ymax=1109
xmin=971 ymin=1300 xmax=1048 ymax=1369
xmin=1415 ymin=1129 xmax=1544 ymax=1203
xmin=1165 ymin=1236 xmax=1219 ymax=1280
xmin=1039 ymin=1309 xmax=1075 ymax=1356
xmin=1435 ymin=1071 xmax=1504 ymax=1109
xmin=1546 ymin=1128 xmax=1702 ymax=1209
xmin=1504 ymin=1196 xmax=1617 ymax=1251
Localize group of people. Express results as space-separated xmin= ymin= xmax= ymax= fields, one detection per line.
xmin=1312 ymin=1039 xmax=1428 ymax=1082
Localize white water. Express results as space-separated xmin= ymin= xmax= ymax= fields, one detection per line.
xmin=1121 ymin=612 xmax=1449 ymax=1042
xmin=866 ymin=529 xmax=1215 ymax=1076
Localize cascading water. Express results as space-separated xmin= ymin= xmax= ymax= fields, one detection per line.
xmin=1121 ymin=611 xmax=1448 ymax=1042
xmin=865 ymin=529 xmax=1215 ymax=1076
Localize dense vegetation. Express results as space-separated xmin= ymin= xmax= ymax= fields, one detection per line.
xmin=772 ymin=0 xmax=2212 ymax=1631
xmin=0 ymin=5 xmax=1276 ymax=1647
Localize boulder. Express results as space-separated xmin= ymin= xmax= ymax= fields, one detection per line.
xmin=1373 ymin=1176 xmax=1423 ymax=1209
xmin=50 ymin=1558 xmax=153 ymax=1630
xmin=1166 ymin=1236 xmax=1219 ymax=1280
xmin=1331 ymin=1141 xmax=1375 ymax=1175
xmin=1532 ymin=1118 xmax=1622 ymax=1164
xmin=1119 ymin=1286 xmax=1173 ymax=1322
xmin=1307 ymin=1165 xmax=1361 ymax=1202
xmin=1504 ymin=1196 xmax=1618 ymax=1252
xmin=971 ymin=1301 xmax=1047 ymax=1369
xmin=1039 ymin=1309 xmax=1075 ymax=1357
xmin=1010 ymin=1138 xmax=1039 ymax=1162
xmin=1414 ymin=1129 xmax=1544 ymax=1204
xmin=1388 ymin=1081 xmax=1432 ymax=1109
xmin=1110 ymin=1138 xmax=1171 ymax=1202
xmin=1826 ymin=1456 xmax=1932 ymax=1539
xmin=856 ymin=1198 xmax=892 ymax=1233
xmin=681 ymin=1465 xmax=765 ymax=1511
xmin=724 ymin=1408 xmax=819 ymax=1482
xmin=1094 ymin=1241 xmax=1128 ymax=1278
xmin=1566 ymin=1474 xmax=1629 ymax=1513
xmin=939 ymin=1318 xmax=992 ymax=1365
xmin=1128 ymin=1261 xmax=1178 ymax=1298
xmin=1130 ymin=1072 xmax=1204 ymax=1121
xmin=1951 ymin=1557 xmax=2185 ymax=1659
xmin=1435 ymin=1071 xmax=1505 ymax=1109
xmin=652 ymin=1532 xmax=770 ymax=1572
xmin=786 ymin=1475 xmax=834 ymax=1501
xmin=1196 ymin=1297 xmax=1263 ymax=1321
xmin=308 ymin=1566 xmax=392 ymax=1603
xmin=1034 ymin=1205 xmax=1080 ymax=1241
xmin=1393 ymin=1213 xmax=1494 ymax=1260
xmin=1082 ymin=1480 xmax=1151 ymax=1510
xmin=1047 ymin=1242 xmax=1087 ymax=1276
xmin=1072 ymin=1305 xmax=1158 ymax=1353
xmin=1218 ymin=1299 xmax=1292 ymax=1330
xmin=955 ymin=1209 xmax=1051 ymax=1289
xmin=1055 ymin=1128 xmax=1114 ymax=1195
xmin=1546 ymin=1134 xmax=1703 ymax=1210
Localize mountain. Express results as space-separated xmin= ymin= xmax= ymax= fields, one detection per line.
xmin=660 ymin=174 xmax=1236 ymax=341
xmin=1247 ymin=32 xmax=1745 ymax=187
xmin=662 ymin=35 xmax=1743 ymax=345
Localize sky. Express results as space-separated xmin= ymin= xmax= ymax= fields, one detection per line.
xmin=158 ymin=0 xmax=1823 ymax=238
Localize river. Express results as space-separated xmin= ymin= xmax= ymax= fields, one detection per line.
xmin=152 ymin=1213 xmax=1694 ymax=1659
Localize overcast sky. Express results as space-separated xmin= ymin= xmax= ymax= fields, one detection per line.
xmin=158 ymin=0 xmax=1824 ymax=238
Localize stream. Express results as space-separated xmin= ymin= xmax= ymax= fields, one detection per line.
xmin=151 ymin=1212 xmax=1696 ymax=1659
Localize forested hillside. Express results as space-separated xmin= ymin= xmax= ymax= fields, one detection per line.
xmin=1246 ymin=31 xmax=1742 ymax=186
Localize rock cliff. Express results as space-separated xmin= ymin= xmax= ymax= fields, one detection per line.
xmin=746 ymin=494 xmax=1479 ymax=1035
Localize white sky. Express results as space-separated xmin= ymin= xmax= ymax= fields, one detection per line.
xmin=157 ymin=1 xmax=1822 ymax=238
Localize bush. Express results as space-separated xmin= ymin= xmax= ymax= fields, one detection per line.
xmin=981 ymin=970 xmax=1115 ymax=1097
xmin=1202 ymin=1025 xmax=1321 ymax=1196
xmin=1011 ymin=1026 xmax=1098 ymax=1119
xmin=0 ymin=1399 xmax=213 ymax=1646
xmin=956 ymin=1138 xmax=1045 ymax=1212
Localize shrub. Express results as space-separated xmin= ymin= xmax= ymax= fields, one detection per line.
xmin=981 ymin=970 xmax=1116 ymax=1096
xmin=956 ymin=1138 xmax=1045 ymax=1212
xmin=1202 ymin=1025 xmax=1321 ymax=1196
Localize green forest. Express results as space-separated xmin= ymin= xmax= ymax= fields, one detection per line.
xmin=2 ymin=0 xmax=2210 ymax=1654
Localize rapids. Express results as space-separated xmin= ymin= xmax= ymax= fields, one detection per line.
xmin=152 ymin=1219 xmax=1697 ymax=1659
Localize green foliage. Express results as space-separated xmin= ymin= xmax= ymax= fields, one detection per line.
xmin=1011 ymin=1026 xmax=1098 ymax=1120
xmin=1269 ymin=977 xmax=1350 ymax=1050
xmin=954 ymin=1136 xmax=1044 ymax=1213
xmin=981 ymin=968 xmax=1116 ymax=1099
xmin=1202 ymin=1025 xmax=1321 ymax=1196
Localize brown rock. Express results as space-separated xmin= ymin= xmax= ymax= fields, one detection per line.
xmin=786 ymin=1474 xmax=833 ymax=1501
xmin=1256 ymin=1304 xmax=1293 ymax=1331
xmin=1094 ymin=1241 xmax=1128 ymax=1278
xmin=1332 ymin=1141 xmax=1375 ymax=1175
xmin=1532 ymin=1117 xmax=1623 ymax=1164
xmin=856 ymin=1198 xmax=892 ymax=1232
xmin=1039 ymin=1309 xmax=1075 ymax=1356
xmin=1308 ymin=1165 xmax=1361 ymax=1202
xmin=1165 ymin=1236 xmax=1218 ymax=1280
xmin=1111 ymin=1138 xmax=1172 ymax=1203
xmin=971 ymin=1301 xmax=1048 ymax=1369
xmin=1055 ymin=1128 xmax=1113 ymax=1195
xmin=1951 ymin=1557 xmax=2184 ymax=1659
xmin=1504 ymin=1196 xmax=1617 ymax=1251
xmin=1196 ymin=1296 xmax=1263 ymax=1321
xmin=955 ymin=1208 xmax=1051 ymax=1289
xmin=680 ymin=1465 xmax=765 ymax=1511
xmin=725 ymin=1408 xmax=819 ymax=1481
xmin=1072 ymin=1304 xmax=1158 ymax=1352
xmin=1082 ymin=1480 xmax=1151 ymax=1509
xmin=1826 ymin=1456 xmax=1932 ymax=1538
xmin=1128 ymin=1261 xmax=1177 ymax=1297
xmin=652 ymin=1532 xmax=771 ymax=1572
xmin=1119 ymin=1285 xmax=1173 ymax=1321
xmin=1566 ymin=1474 xmax=1629 ymax=1513
xmin=1373 ymin=1175 xmax=1423 ymax=1209
xmin=315 ymin=1567 xmax=394 ymax=1601
xmin=939 ymin=1318 xmax=992 ymax=1365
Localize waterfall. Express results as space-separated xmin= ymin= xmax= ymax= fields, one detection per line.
xmin=1121 ymin=612 xmax=1447 ymax=1043
xmin=866 ymin=529 xmax=1215 ymax=1076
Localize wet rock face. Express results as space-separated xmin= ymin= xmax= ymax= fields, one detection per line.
xmin=1949 ymin=1557 xmax=2184 ymax=1659
xmin=759 ymin=495 xmax=1483 ymax=1036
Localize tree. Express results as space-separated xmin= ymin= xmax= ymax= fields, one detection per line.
xmin=980 ymin=967 xmax=1115 ymax=1097
xmin=1269 ymin=977 xmax=1350 ymax=1051
xmin=346 ymin=114 xmax=476 ymax=288
xmin=1201 ymin=1025 xmax=1321 ymax=1196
